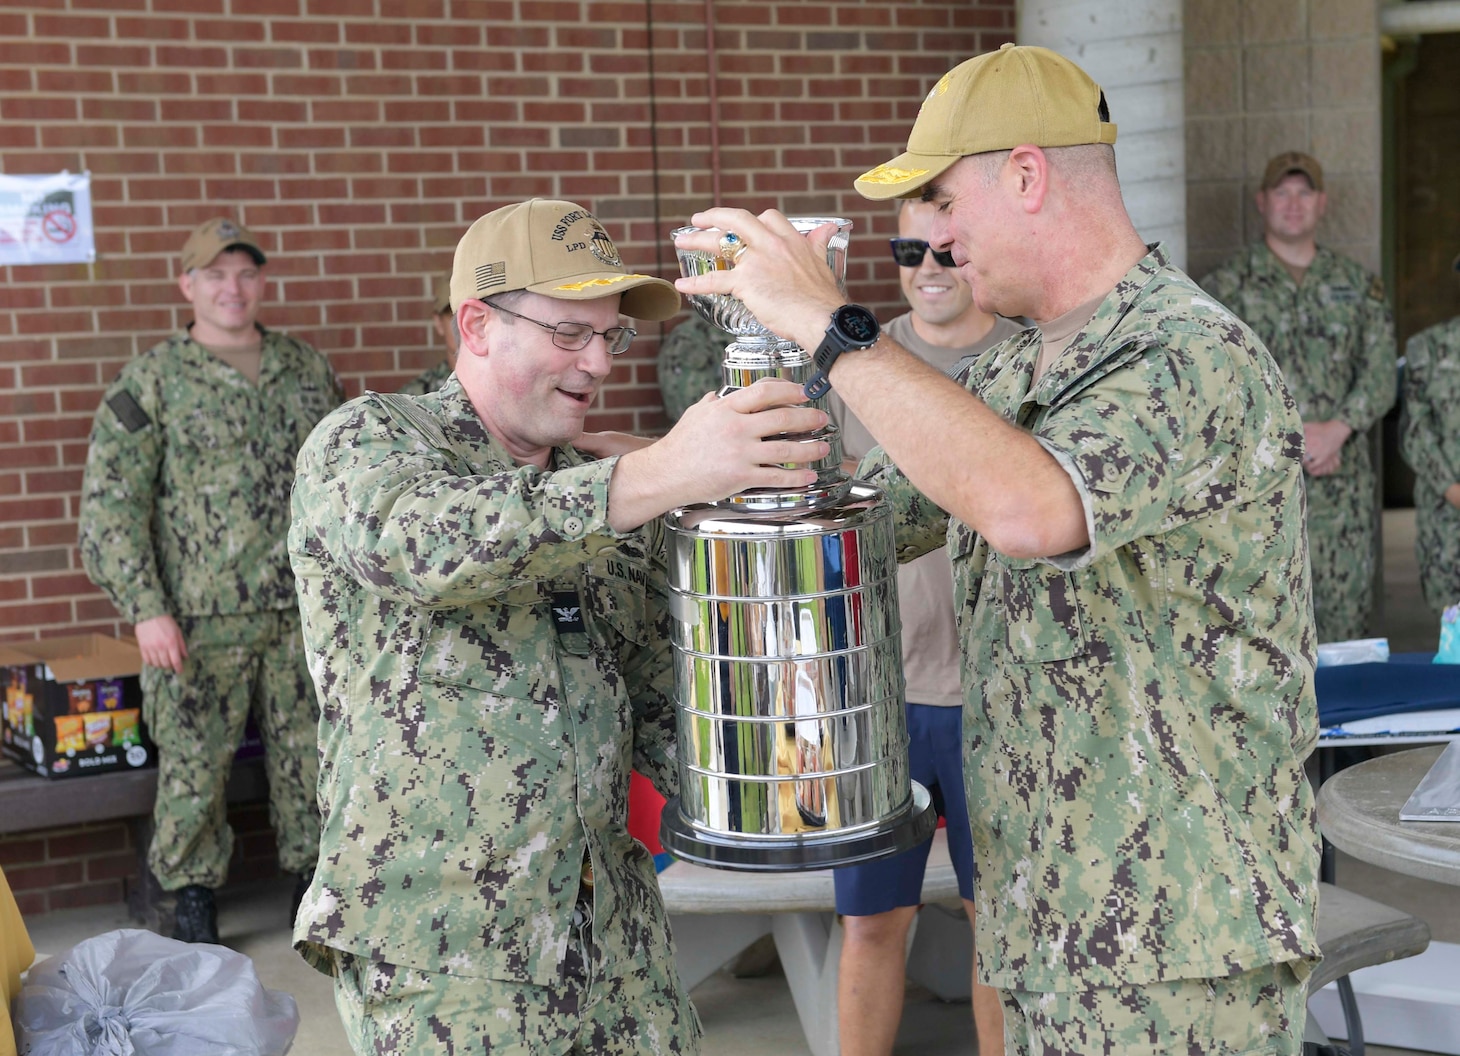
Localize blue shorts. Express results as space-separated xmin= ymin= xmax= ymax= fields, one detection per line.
xmin=833 ymin=702 xmax=976 ymax=916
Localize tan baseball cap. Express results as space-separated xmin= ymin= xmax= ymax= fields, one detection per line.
xmin=180 ymin=217 xmax=266 ymax=272
xmin=855 ymin=44 xmax=1118 ymax=201
xmin=431 ymin=272 xmax=452 ymax=315
xmin=450 ymin=199 xmax=680 ymax=321
xmin=1261 ymin=151 xmax=1325 ymax=192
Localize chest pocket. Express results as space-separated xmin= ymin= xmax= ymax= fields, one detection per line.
xmin=1305 ymin=287 xmax=1361 ymax=362
xmin=171 ymin=403 xmax=253 ymax=451
xmin=1429 ymin=356 xmax=1460 ymax=405
xmin=417 ymin=584 xmax=547 ymax=704
xmin=286 ymin=383 xmax=338 ymax=443
xmin=997 ymin=554 xmax=1089 ymax=664
xmin=581 ymin=558 xmax=652 ymax=653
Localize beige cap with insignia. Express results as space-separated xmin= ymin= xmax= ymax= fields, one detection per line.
xmin=180 ymin=217 xmax=266 ymax=272
xmin=450 ymin=199 xmax=680 ymax=321
xmin=1261 ymin=151 xmax=1325 ymax=192
xmin=854 ymin=44 xmax=1118 ymax=201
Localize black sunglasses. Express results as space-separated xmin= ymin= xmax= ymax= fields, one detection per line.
xmin=483 ymin=300 xmax=636 ymax=356
xmin=889 ymin=238 xmax=956 ymax=269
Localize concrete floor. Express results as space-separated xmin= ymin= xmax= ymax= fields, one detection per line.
xmin=14 ymin=508 xmax=1457 ymax=1056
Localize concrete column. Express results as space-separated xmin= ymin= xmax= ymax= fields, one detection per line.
xmin=1382 ymin=0 xmax=1460 ymax=35
xmin=1018 ymin=0 xmax=1187 ymax=269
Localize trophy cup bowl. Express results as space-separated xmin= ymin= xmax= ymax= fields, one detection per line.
xmin=671 ymin=217 xmax=852 ymax=352
xmin=657 ymin=214 xmax=936 ymax=871
xmin=672 ymin=217 xmax=856 ymax=505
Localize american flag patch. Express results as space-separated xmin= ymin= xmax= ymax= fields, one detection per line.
xmin=475 ymin=261 xmax=507 ymax=291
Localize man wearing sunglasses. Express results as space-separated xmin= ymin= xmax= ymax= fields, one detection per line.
xmin=827 ymin=200 xmax=1021 ymax=1056
xmin=288 ymin=198 xmax=825 ymax=1056
xmin=675 ymin=45 xmax=1319 ymax=1056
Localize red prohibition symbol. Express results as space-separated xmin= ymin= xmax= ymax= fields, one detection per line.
xmin=42 ymin=208 xmax=77 ymax=243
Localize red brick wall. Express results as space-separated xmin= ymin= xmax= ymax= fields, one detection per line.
xmin=0 ymin=822 xmax=137 ymax=916
xmin=0 ymin=1 xmax=1014 ymax=643
xmin=0 ymin=801 xmax=280 ymax=915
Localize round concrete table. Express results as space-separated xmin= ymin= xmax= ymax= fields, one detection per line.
xmin=1317 ymin=745 xmax=1460 ymax=886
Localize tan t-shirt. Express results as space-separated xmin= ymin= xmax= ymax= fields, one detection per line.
xmin=199 ymin=343 xmax=263 ymax=385
xmin=1033 ymin=292 xmax=1106 ymax=382
xmin=1276 ymin=251 xmax=1310 ymax=288
xmin=827 ymin=311 xmax=1026 ymax=707
xmin=193 ymin=324 xmax=265 ymax=386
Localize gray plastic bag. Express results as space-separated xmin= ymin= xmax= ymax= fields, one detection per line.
xmin=16 ymin=929 xmax=297 ymax=1056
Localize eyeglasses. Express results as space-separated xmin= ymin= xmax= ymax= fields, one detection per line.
xmin=483 ymin=300 xmax=636 ymax=356
xmin=889 ymin=238 xmax=957 ymax=269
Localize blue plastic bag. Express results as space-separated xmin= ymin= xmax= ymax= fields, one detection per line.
xmin=1437 ymin=604 xmax=1460 ymax=665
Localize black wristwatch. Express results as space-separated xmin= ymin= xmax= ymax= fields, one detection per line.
xmin=803 ymin=304 xmax=881 ymax=398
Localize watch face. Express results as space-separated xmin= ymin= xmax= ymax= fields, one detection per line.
xmin=837 ymin=305 xmax=879 ymax=343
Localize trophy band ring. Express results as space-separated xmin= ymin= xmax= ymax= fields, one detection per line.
xmin=659 ymin=216 xmax=937 ymax=871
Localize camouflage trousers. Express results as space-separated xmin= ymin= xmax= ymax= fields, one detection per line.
xmin=1415 ymin=487 xmax=1460 ymax=616
xmin=140 ymin=609 xmax=321 ymax=889
xmin=331 ymin=896 xmax=701 ymax=1056
xmin=1001 ymin=960 xmax=1307 ymax=1056
xmin=1307 ymin=471 xmax=1376 ymax=643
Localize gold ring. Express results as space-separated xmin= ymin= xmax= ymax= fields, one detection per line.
xmin=718 ymin=231 xmax=747 ymax=263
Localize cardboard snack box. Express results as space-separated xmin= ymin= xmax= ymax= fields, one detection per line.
xmin=0 ymin=634 xmax=155 ymax=779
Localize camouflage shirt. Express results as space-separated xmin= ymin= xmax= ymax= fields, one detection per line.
xmin=79 ymin=328 xmax=343 ymax=624
xmin=861 ymin=246 xmax=1322 ymax=991
xmin=288 ymin=377 xmax=681 ymax=984
xmin=1400 ymin=315 xmax=1460 ymax=612
xmin=397 ymin=358 xmax=454 ymax=396
xmin=1200 ymin=242 xmax=1396 ymax=481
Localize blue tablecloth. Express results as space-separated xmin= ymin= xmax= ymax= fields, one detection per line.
xmin=1315 ymin=652 xmax=1460 ymax=725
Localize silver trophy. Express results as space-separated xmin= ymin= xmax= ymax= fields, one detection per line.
xmin=657 ymin=218 xmax=936 ymax=871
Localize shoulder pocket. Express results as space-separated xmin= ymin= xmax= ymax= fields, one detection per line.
xmin=947 ymin=519 xmax=987 ymax=630
xmin=948 ymin=519 xmax=978 ymax=561
xmin=1084 ymin=454 xmax=1138 ymax=497
xmin=106 ymin=390 xmax=152 ymax=434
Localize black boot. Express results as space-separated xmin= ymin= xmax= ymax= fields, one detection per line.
xmin=290 ymin=869 xmax=314 ymax=928
xmin=172 ymin=884 xmax=219 ymax=944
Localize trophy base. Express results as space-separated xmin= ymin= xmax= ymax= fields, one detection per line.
xmin=658 ymin=781 xmax=937 ymax=872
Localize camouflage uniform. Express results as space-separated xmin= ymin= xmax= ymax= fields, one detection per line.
xmin=1400 ymin=316 xmax=1460 ymax=615
xmin=79 ymin=328 xmax=343 ymax=888
xmin=288 ymin=377 xmax=699 ymax=1055
xmin=1201 ymin=243 xmax=1397 ymax=642
xmin=1002 ymin=960 xmax=1306 ymax=1056
xmin=656 ymin=315 xmax=731 ymax=422
xmin=398 ymin=358 xmax=454 ymax=396
xmin=859 ymin=247 xmax=1322 ymax=1003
